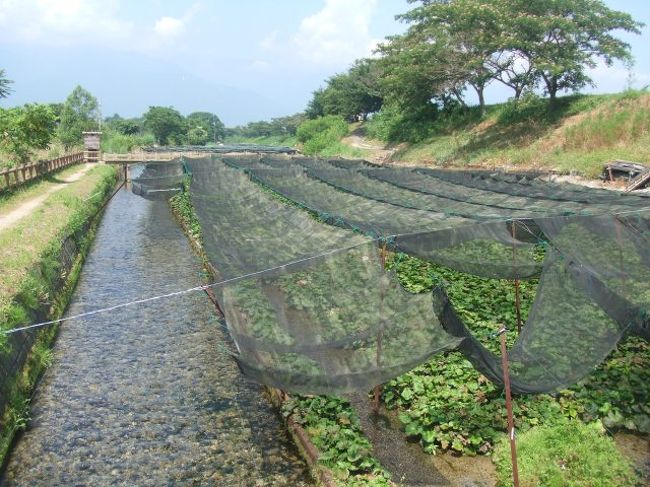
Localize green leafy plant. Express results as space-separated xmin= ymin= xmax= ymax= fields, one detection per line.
xmin=283 ymin=396 xmax=391 ymax=485
xmin=296 ymin=115 xmax=349 ymax=155
xmin=383 ymin=252 xmax=649 ymax=456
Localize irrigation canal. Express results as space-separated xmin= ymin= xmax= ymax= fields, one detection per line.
xmin=1 ymin=189 xmax=310 ymax=486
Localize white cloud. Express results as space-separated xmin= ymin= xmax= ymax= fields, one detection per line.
xmin=155 ymin=16 xmax=185 ymax=38
xmin=292 ymin=0 xmax=379 ymax=67
xmin=0 ymin=0 xmax=201 ymax=52
xmin=153 ymin=4 xmax=200 ymax=41
xmin=0 ymin=0 xmax=133 ymax=45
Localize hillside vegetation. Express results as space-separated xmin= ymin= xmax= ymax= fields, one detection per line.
xmin=379 ymin=91 xmax=650 ymax=177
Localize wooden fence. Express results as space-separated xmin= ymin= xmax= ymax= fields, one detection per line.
xmin=0 ymin=152 xmax=84 ymax=191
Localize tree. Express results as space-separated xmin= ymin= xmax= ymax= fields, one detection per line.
xmin=306 ymin=89 xmax=326 ymax=119
xmin=0 ymin=104 xmax=56 ymax=165
xmin=393 ymin=0 xmax=512 ymax=115
xmin=506 ymin=0 xmax=643 ymax=105
xmin=58 ymin=85 xmax=100 ymax=149
xmin=0 ymin=69 xmax=13 ymax=99
xmin=187 ymin=126 xmax=209 ymax=145
xmin=186 ymin=112 xmax=225 ymax=143
xmin=143 ymin=106 xmax=186 ymax=145
xmin=312 ymin=59 xmax=384 ymax=121
xmin=270 ymin=113 xmax=307 ymax=136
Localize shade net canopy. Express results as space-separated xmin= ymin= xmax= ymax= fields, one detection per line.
xmin=131 ymin=154 xmax=649 ymax=395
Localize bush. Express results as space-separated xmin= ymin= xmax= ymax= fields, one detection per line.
xmin=100 ymin=131 xmax=155 ymax=153
xmin=493 ymin=418 xmax=638 ymax=487
xmin=366 ymin=103 xmax=440 ymax=143
xmin=296 ymin=115 xmax=348 ymax=154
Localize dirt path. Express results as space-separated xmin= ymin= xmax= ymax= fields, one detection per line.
xmin=342 ymin=127 xmax=396 ymax=164
xmin=0 ymin=164 xmax=94 ymax=233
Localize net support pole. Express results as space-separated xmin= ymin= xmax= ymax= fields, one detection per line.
xmin=511 ymin=222 xmax=523 ymax=334
xmin=373 ymin=242 xmax=388 ymax=414
xmin=497 ymin=326 xmax=520 ymax=487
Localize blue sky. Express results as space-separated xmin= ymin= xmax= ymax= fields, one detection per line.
xmin=0 ymin=0 xmax=648 ymax=126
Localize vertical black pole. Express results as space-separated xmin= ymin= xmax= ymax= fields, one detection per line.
xmin=498 ymin=327 xmax=520 ymax=487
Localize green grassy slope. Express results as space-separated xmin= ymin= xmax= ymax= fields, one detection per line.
xmin=387 ymin=91 xmax=650 ymax=177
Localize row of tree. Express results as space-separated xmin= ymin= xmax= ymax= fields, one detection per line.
xmin=307 ymin=0 xmax=642 ymax=122
xmin=0 ymin=79 xmax=102 ymax=165
xmin=0 ymin=71 xmax=227 ymax=166
xmin=224 ymin=113 xmax=307 ymax=140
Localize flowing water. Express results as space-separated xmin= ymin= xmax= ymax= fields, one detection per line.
xmin=1 ymin=189 xmax=310 ymax=486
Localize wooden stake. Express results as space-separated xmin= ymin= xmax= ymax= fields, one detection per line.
xmin=498 ymin=327 xmax=520 ymax=487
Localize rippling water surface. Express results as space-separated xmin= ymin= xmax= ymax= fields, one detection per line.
xmin=1 ymin=190 xmax=310 ymax=486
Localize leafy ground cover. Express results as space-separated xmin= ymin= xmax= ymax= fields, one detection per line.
xmin=283 ymin=396 xmax=391 ymax=486
xmin=382 ymin=252 xmax=648 ymax=475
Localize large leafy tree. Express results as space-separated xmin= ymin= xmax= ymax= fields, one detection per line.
xmin=144 ymin=106 xmax=186 ymax=145
xmin=186 ymin=112 xmax=225 ymax=144
xmin=0 ymin=104 xmax=56 ymax=165
xmin=315 ymin=59 xmax=384 ymax=121
xmin=381 ymin=0 xmax=642 ymax=111
xmin=506 ymin=0 xmax=643 ymax=104
xmin=394 ymin=0 xmax=504 ymax=114
xmin=58 ymin=85 xmax=100 ymax=149
xmin=0 ymin=69 xmax=13 ymax=99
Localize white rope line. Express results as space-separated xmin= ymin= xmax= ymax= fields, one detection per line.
xmin=2 ymin=240 xmax=372 ymax=336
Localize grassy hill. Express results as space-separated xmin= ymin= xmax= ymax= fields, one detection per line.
xmin=378 ymin=91 xmax=650 ymax=177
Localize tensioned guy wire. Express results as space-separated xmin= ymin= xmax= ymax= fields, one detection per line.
xmin=2 ymin=240 xmax=371 ymax=336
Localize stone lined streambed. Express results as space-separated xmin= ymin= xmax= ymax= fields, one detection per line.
xmin=1 ymin=190 xmax=309 ymax=486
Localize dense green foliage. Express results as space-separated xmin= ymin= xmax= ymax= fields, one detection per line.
xmin=100 ymin=131 xmax=156 ymax=154
xmin=493 ymin=418 xmax=638 ymax=486
xmin=296 ymin=115 xmax=349 ymax=155
xmin=307 ymin=59 xmax=383 ymax=122
xmin=0 ymin=104 xmax=57 ymax=165
xmin=58 ymin=85 xmax=100 ymax=149
xmin=143 ymin=106 xmax=186 ymax=145
xmin=283 ymin=396 xmax=390 ymax=486
xmin=381 ymin=253 xmax=649 ymax=457
xmin=225 ymin=113 xmax=306 ymax=141
xmin=187 ymin=112 xmax=225 ymax=144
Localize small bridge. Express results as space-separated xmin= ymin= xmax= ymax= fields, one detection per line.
xmin=102 ymin=152 xmax=206 ymax=164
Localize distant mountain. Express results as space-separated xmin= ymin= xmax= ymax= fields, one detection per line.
xmin=0 ymin=45 xmax=283 ymax=125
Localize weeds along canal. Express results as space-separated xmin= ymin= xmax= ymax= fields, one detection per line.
xmin=1 ymin=189 xmax=310 ymax=486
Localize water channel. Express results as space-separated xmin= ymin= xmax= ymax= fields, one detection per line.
xmin=1 ymin=189 xmax=310 ymax=486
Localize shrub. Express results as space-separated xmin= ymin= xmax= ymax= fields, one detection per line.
xmin=296 ymin=115 xmax=348 ymax=154
xmin=493 ymin=418 xmax=638 ymax=487
xmin=100 ymin=131 xmax=155 ymax=153
xmin=366 ymin=103 xmax=439 ymax=143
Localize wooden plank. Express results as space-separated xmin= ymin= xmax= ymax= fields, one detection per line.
xmin=626 ymin=169 xmax=650 ymax=192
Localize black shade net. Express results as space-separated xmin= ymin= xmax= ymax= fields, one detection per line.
xmin=130 ymin=155 xmax=649 ymax=395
